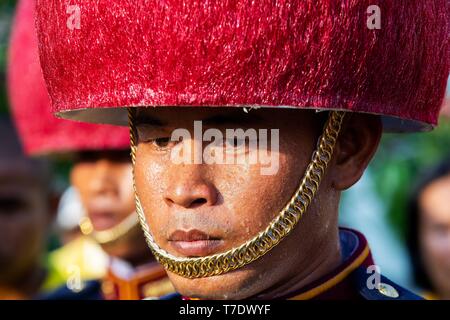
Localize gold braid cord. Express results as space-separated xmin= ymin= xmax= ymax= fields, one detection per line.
xmin=129 ymin=109 xmax=345 ymax=279
xmin=79 ymin=212 xmax=139 ymax=244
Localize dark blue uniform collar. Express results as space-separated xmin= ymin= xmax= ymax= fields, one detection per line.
xmin=161 ymin=228 xmax=423 ymax=300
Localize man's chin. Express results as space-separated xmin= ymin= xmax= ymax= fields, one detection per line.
xmin=166 ymin=267 xmax=261 ymax=300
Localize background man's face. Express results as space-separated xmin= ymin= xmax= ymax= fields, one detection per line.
xmin=70 ymin=150 xmax=148 ymax=264
xmin=419 ymin=174 xmax=450 ymax=297
xmin=134 ymin=107 xmax=341 ymax=299
xmin=0 ymin=134 xmax=50 ymax=283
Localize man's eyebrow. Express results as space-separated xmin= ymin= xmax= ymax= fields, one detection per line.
xmin=134 ymin=113 xmax=167 ymax=127
xmin=134 ymin=110 xmax=262 ymax=126
xmin=202 ymin=113 xmax=262 ymax=126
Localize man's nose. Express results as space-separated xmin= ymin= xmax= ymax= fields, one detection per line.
xmin=88 ymin=160 xmax=116 ymax=196
xmin=164 ymin=166 xmax=218 ymax=209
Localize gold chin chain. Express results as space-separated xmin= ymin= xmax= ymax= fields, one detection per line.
xmin=79 ymin=212 xmax=140 ymax=244
xmin=129 ymin=108 xmax=345 ymax=279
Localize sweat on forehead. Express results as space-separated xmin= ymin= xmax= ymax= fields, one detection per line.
xmin=133 ymin=107 xmax=325 ymax=126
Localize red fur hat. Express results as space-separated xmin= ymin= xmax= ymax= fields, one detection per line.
xmin=7 ymin=0 xmax=129 ymax=156
xmin=36 ymin=0 xmax=449 ymax=132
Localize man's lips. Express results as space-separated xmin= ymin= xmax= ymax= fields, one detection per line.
xmin=88 ymin=210 xmax=117 ymax=231
xmin=168 ymin=229 xmax=223 ymax=257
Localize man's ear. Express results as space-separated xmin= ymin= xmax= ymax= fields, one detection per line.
xmin=329 ymin=113 xmax=382 ymax=190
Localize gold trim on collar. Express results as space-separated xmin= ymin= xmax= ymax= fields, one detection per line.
xmin=289 ymin=245 xmax=370 ymax=300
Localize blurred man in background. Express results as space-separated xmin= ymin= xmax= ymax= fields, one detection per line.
xmin=407 ymin=157 xmax=450 ymax=300
xmin=48 ymin=186 xmax=109 ymax=287
xmin=0 ymin=117 xmax=63 ymax=299
xmin=7 ymin=0 xmax=173 ymax=299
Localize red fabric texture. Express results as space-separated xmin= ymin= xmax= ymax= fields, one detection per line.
xmin=36 ymin=0 xmax=449 ymax=130
xmin=7 ymin=0 xmax=130 ymax=156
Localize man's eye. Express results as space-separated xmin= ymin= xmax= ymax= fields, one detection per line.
xmin=0 ymin=197 xmax=28 ymax=216
xmin=152 ymin=137 xmax=171 ymax=148
xmin=431 ymin=224 xmax=448 ymax=236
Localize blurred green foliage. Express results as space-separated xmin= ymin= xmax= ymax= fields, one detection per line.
xmin=369 ymin=119 xmax=450 ymax=241
xmin=0 ymin=0 xmax=16 ymax=114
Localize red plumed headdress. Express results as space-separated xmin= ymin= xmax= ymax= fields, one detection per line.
xmin=7 ymin=0 xmax=130 ymax=156
xmin=36 ymin=0 xmax=449 ymax=132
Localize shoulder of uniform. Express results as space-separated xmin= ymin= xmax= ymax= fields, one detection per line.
xmin=154 ymin=292 xmax=182 ymax=300
xmin=352 ymin=266 xmax=423 ymax=300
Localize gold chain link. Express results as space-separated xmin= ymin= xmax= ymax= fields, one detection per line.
xmin=79 ymin=212 xmax=139 ymax=244
xmin=128 ymin=108 xmax=345 ymax=278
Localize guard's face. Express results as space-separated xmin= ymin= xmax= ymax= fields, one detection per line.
xmin=71 ymin=150 xmax=147 ymax=262
xmin=419 ymin=174 xmax=450 ymax=297
xmin=134 ymin=107 xmax=339 ymax=299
